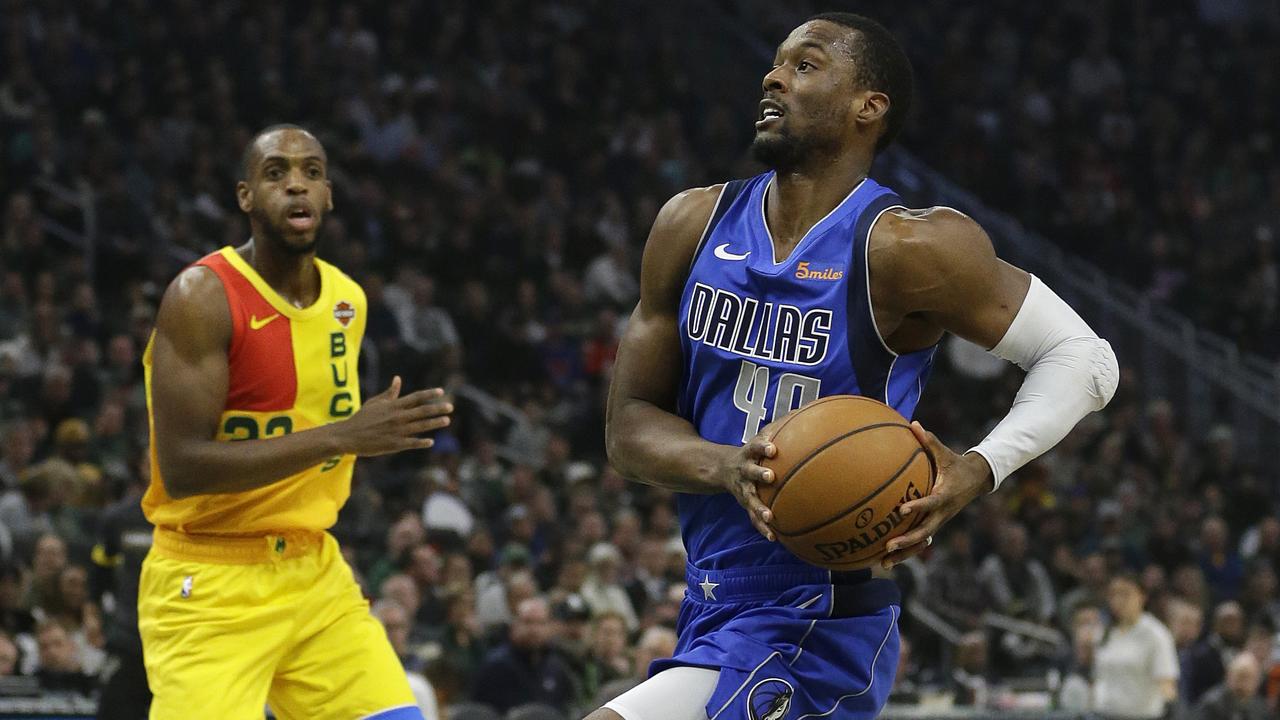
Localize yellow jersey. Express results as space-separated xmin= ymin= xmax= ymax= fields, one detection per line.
xmin=142 ymin=246 xmax=367 ymax=535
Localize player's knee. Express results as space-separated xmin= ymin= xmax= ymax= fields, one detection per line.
xmin=582 ymin=709 xmax=626 ymax=720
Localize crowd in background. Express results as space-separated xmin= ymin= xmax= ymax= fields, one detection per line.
xmin=731 ymin=0 xmax=1280 ymax=359
xmin=1 ymin=0 xmax=1279 ymax=718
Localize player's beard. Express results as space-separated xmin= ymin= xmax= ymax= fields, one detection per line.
xmin=751 ymin=128 xmax=820 ymax=173
xmin=252 ymin=207 xmax=321 ymax=256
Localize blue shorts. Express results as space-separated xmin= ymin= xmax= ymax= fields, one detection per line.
xmin=651 ymin=563 xmax=900 ymax=720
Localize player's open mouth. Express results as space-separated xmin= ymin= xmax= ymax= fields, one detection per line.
xmin=756 ymin=99 xmax=785 ymax=129
xmin=286 ymin=206 xmax=315 ymax=231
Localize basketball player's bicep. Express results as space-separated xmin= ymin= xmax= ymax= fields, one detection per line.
xmin=908 ymin=214 xmax=1031 ymax=349
xmin=610 ymin=187 xmax=718 ymax=410
xmin=611 ymin=302 xmax=683 ymax=411
xmin=937 ymin=259 xmax=1031 ymax=350
xmin=150 ymin=271 xmax=230 ymax=455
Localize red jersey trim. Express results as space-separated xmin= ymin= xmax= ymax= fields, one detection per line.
xmin=195 ymin=251 xmax=298 ymax=412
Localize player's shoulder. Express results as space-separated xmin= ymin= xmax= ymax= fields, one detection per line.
xmin=159 ymin=264 xmax=228 ymax=317
xmin=155 ymin=264 xmax=231 ymax=342
xmin=876 ymin=205 xmax=988 ymax=247
xmin=871 ymin=205 xmax=995 ymax=276
xmin=639 ymin=184 xmax=727 ymax=287
xmin=652 ymin=184 xmax=726 ymax=240
xmin=316 ymin=257 xmax=368 ymax=306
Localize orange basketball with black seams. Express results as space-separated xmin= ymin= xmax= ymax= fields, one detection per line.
xmin=759 ymin=395 xmax=936 ymax=571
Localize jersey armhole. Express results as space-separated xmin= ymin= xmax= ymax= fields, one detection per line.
xmin=688 ymin=179 xmax=751 ymax=271
xmin=194 ymin=256 xmax=244 ymax=360
xmin=857 ymin=197 xmax=908 ymax=357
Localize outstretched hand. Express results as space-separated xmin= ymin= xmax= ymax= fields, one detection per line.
xmin=342 ymin=376 xmax=453 ymax=457
xmin=880 ymin=421 xmax=992 ymax=569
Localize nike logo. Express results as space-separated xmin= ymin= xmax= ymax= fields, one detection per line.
xmin=714 ymin=243 xmax=750 ymax=261
xmin=250 ymin=313 xmax=280 ymax=330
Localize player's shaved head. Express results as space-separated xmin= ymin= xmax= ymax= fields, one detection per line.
xmin=240 ymin=124 xmax=323 ymax=180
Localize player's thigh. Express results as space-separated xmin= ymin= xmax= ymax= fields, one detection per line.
xmin=268 ymin=608 xmax=418 ymax=720
xmin=138 ymin=553 xmax=289 ymax=719
xmin=599 ymin=666 xmax=718 ymax=720
xmin=268 ymin=543 xmax=419 ymax=720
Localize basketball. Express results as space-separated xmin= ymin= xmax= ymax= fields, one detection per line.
xmin=759 ymin=396 xmax=936 ymax=571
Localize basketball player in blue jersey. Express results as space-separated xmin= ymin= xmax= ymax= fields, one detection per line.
xmin=590 ymin=12 xmax=1119 ymax=720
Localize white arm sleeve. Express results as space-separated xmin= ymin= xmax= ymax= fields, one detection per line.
xmin=967 ymin=275 xmax=1119 ymax=490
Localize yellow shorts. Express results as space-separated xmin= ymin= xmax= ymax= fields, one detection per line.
xmin=138 ymin=529 xmax=420 ymax=720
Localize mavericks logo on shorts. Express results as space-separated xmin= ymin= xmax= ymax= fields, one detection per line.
xmin=747 ymin=678 xmax=793 ymax=720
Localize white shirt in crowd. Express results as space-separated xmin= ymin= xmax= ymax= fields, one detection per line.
xmin=1092 ymin=612 xmax=1178 ymax=719
xmin=406 ymin=671 xmax=440 ymax=720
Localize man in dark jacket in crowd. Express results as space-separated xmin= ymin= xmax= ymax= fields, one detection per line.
xmin=473 ymin=596 xmax=574 ymax=713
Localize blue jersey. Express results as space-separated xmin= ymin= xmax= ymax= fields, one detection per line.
xmin=676 ymin=172 xmax=938 ymax=569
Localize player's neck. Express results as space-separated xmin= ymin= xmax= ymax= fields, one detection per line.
xmin=766 ymin=155 xmax=871 ymax=247
xmin=241 ymin=238 xmax=321 ymax=308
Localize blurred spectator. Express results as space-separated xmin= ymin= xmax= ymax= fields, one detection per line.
xmin=0 ymin=421 xmax=35 ymax=491
xmin=1166 ymin=598 xmax=1207 ymax=701
xmin=594 ymin=624 xmax=679 ymax=710
xmin=405 ymin=544 xmax=446 ymax=627
xmin=476 ymin=552 xmax=535 ymax=636
xmin=373 ymin=599 xmax=440 ymax=720
xmin=421 ymin=440 xmax=475 ymax=541
xmin=949 ymin=631 xmax=992 ymax=707
xmin=925 ymin=526 xmax=985 ymax=632
xmin=977 ymin=522 xmax=1056 ymax=668
xmin=1059 ymin=553 xmax=1109 ymax=632
xmin=624 ymin=538 xmax=668 ymax=619
xmin=39 ymin=564 xmax=105 ymax=674
xmin=1240 ymin=565 xmax=1280 ymax=630
xmin=91 ymin=459 xmax=153 ymax=720
xmin=1093 ymin=574 xmax=1179 ymax=719
xmin=889 ymin=635 xmax=921 ymax=706
xmin=1058 ymin=604 xmax=1103 ymax=711
xmin=580 ymin=542 xmax=638 ymax=632
xmin=1192 ymin=652 xmax=1268 ymax=720
xmin=472 ymin=597 xmax=574 ymax=714
xmin=1199 ymin=516 xmax=1244 ymax=604
xmin=23 ymin=533 xmax=67 ymax=612
xmin=366 ymin=514 xmax=427 ymax=594
xmin=390 ymin=273 xmax=461 ymax=375
xmin=0 ymin=562 xmax=33 ymax=638
xmin=551 ymin=593 xmax=592 ymax=666
xmin=0 ymin=461 xmax=72 ymax=553
xmin=631 ymin=625 xmax=677 ymax=679
xmin=571 ymin=610 xmax=632 ymax=710
xmin=1186 ymin=601 xmax=1247 ymax=703
xmin=0 ymin=632 xmax=16 ymax=676
xmin=433 ymin=588 xmax=485 ymax=687
xmin=34 ymin=620 xmax=95 ymax=696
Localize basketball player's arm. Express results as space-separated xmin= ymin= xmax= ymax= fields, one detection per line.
xmin=151 ymin=268 xmax=452 ymax=499
xmin=606 ymin=187 xmax=779 ymax=540
xmin=871 ymin=210 xmax=1117 ymax=565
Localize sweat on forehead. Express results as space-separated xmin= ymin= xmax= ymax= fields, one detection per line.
xmin=784 ymin=20 xmax=861 ymax=60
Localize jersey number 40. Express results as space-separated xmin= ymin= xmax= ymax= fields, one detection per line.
xmin=732 ymin=359 xmax=821 ymax=443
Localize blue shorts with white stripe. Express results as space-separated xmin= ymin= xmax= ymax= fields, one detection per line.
xmin=650 ymin=564 xmax=900 ymax=720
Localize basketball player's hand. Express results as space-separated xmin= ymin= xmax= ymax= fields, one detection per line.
xmin=717 ymin=431 xmax=778 ymax=541
xmin=880 ymin=421 xmax=992 ymax=569
xmin=341 ymin=376 xmax=453 ymax=456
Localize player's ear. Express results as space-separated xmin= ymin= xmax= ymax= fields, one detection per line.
xmin=236 ymin=181 xmax=253 ymax=213
xmin=855 ymin=90 xmax=890 ymax=128
xmin=325 ymin=180 xmax=334 ymax=212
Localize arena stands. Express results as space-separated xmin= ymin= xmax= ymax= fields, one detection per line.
xmin=1 ymin=1 xmax=1278 ymax=718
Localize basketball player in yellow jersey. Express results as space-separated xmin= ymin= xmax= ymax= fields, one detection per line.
xmin=139 ymin=124 xmax=451 ymax=720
